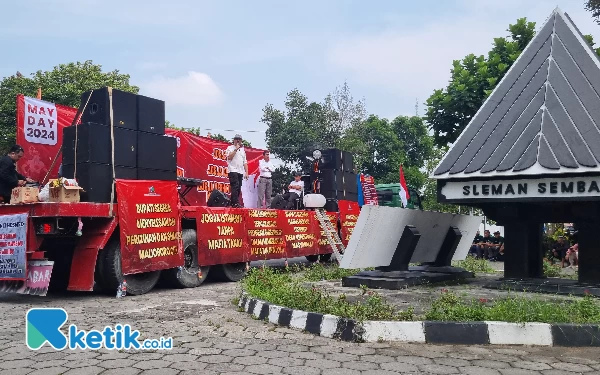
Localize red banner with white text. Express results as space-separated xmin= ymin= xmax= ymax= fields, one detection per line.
xmin=16 ymin=95 xmax=79 ymax=183
xmin=164 ymin=129 xmax=265 ymax=206
xmin=116 ymin=180 xmax=184 ymax=275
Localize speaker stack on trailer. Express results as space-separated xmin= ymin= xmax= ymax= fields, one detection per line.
xmin=316 ymin=148 xmax=358 ymax=207
xmin=61 ymin=87 xmax=177 ymax=203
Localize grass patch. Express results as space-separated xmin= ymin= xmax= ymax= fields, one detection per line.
xmin=425 ymin=289 xmax=600 ymax=324
xmin=241 ymin=265 xmax=600 ymax=324
xmin=452 ymin=256 xmax=495 ymax=275
xmin=241 ymin=266 xmax=414 ymax=322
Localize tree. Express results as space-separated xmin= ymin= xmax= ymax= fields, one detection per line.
xmin=426 ymin=18 xmax=600 ymax=148
xmin=0 ymin=61 xmax=138 ymax=153
xmin=586 ymin=0 xmax=600 ymax=25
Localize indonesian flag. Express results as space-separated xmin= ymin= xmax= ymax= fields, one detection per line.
xmin=399 ymin=165 xmax=410 ymax=207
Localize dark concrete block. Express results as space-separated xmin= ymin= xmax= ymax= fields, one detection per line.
xmin=552 ymin=324 xmax=600 ymax=347
xmin=247 ymin=299 xmax=257 ymax=315
xmin=335 ymin=318 xmax=357 ymax=342
xmin=278 ymin=308 xmax=293 ymax=327
xmin=424 ymin=321 xmax=490 ymax=345
xmin=305 ymin=312 xmax=323 ymax=335
xmin=258 ymin=303 xmax=270 ymax=321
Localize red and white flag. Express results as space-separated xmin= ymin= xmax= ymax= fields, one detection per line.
xmin=399 ymin=165 xmax=410 ymax=207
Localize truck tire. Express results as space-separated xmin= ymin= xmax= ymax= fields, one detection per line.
xmin=305 ymin=254 xmax=332 ymax=263
xmin=211 ymin=262 xmax=247 ymax=282
xmin=102 ymin=239 xmax=161 ymax=296
xmin=162 ymin=229 xmax=210 ymax=288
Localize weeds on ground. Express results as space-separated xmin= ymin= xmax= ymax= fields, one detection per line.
xmin=452 ymin=256 xmax=495 ymax=275
xmin=425 ymin=289 xmax=600 ymax=324
xmin=241 ymin=266 xmax=413 ymax=322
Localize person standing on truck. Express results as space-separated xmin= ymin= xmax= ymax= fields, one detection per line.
xmin=226 ymin=134 xmax=248 ymax=208
xmin=0 ymin=145 xmax=34 ymax=203
xmin=257 ymin=150 xmax=274 ymax=208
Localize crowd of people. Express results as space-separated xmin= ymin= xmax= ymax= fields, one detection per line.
xmin=468 ymin=229 xmax=504 ymax=261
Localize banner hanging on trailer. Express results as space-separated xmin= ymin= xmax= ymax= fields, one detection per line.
xmin=0 ymin=213 xmax=28 ymax=280
xmin=116 ymin=180 xmax=184 ymax=275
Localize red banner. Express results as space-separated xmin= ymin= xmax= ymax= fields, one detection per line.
xmin=116 ymin=180 xmax=184 ymax=274
xmin=338 ymin=200 xmax=360 ymax=246
xmin=164 ymin=129 xmax=265 ymax=206
xmin=196 ymin=207 xmax=247 ymax=266
xmin=245 ymin=209 xmax=286 ymax=262
xmin=360 ymin=174 xmax=379 ymax=206
xmin=16 ymin=95 xmax=79 ymax=183
xmin=280 ymin=210 xmax=317 ymax=257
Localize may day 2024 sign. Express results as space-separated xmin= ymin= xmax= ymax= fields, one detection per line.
xmin=0 ymin=213 xmax=28 ymax=280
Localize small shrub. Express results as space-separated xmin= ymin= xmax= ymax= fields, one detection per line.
xmin=452 ymin=256 xmax=495 ymax=275
xmin=302 ymin=262 xmax=362 ymax=281
xmin=543 ymin=259 xmax=562 ymax=277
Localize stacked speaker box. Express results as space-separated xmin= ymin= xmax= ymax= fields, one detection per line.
xmin=317 ymin=148 xmax=358 ymax=202
xmin=61 ymin=87 xmax=176 ymax=203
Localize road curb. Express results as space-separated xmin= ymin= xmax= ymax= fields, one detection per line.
xmin=238 ymin=293 xmax=600 ymax=347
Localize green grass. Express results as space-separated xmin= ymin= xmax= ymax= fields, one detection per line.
xmin=241 ymin=264 xmax=600 ymax=324
xmin=452 ymin=256 xmax=495 ymax=275
xmin=241 ymin=266 xmax=414 ymax=322
xmin=425 ymin=290 xmax=600 ymax=324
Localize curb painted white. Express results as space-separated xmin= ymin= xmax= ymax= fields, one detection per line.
xmin=253 ymin=300 xmax=264 ymax=318
xmin=320 ymin=314 xmax=339 ymax=338
xmin=290 ymin=309 xmax=308 ymax=330
xmin=486 ymin=321 xmax=553 ymax=346
xmin=268 ymin=304 xmax=283 ymax=324
xmin=362 ymin=321 xmax=426 ymax=343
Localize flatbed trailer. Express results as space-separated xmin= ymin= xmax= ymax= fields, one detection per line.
xmin=0 ymin=179 xmax=360 ymax=297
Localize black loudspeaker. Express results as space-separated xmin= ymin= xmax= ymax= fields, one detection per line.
xmin=270 ymin=195 xmax=287 ymax=209
xmin=137 ymin=94 xmax=165 ymax=134
xmin=62 ymin=123 xmax=137 ymax=167
xmin=320 ymin=149 xmax=343 ymax=170
xmin=341 ymin=191 xmax=359 ymax=202
xmin=343 ymin=172 xmax=358 ymax=194
xmin=80 ymin=88 xmax=137 ymax=130
xmin=137 ymin=132 xmax=177 ymax=171
xmin=319 ymin=170 xmax=343 ymax=192
xmin=342 ymin=151 xmax=355 ymax=172
xmin=138 ymin=168 xmax=177 ymax=181
xmin=324 ymin=199 xmax=338 ymax=212
xmin=207 ymin=189 xmax=230 ymax=207
xmin=61 ymin=163 xmax=137 ymax=203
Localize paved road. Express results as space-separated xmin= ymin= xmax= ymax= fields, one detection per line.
xmin=1 ymin=271 xmax=600 ymax=374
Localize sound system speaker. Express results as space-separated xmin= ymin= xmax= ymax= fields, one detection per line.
xmin=319 ymin=170 xmax=357 ymax=193
xmin=324 ymin=199 xmax=338 ymax=212
xmin=80 ymin=88 xmax=137 ymax=130
xmin=61 ymin=163 xmax=137 ymax=203
xmin=342 ymin=151 xmax=354 ymax=172
xmin=320 ymin=149 xmax=342 ymax=170
xmin=137 ymin=94 xmax=165 ymax=134
xmin=62 ymin=123 xmax=137 ymax=167
xmin=270 ymin=195 xmax=287 ymax=209
xmin=137 ymin=132 xmax=177 ymax=171
xmin=138 ymin=168 xmax=177 ymax=181
xmin=207 ymin=189 xmax=230 ymax=207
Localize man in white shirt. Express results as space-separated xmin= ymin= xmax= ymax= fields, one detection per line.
xmin=257 ymin=150 xmax=274 ymax=208
xmin=226 ymin=134 xmax=248 ymax=208
xmin=282 ymin=171 xmax=304 ymax=209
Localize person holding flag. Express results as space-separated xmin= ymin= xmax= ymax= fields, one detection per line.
xmin=399 ymin=165 xmax=410 ymax=208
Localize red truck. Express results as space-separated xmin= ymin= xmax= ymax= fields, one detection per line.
xmin=0 ymin=179 xmax=359 ymax=296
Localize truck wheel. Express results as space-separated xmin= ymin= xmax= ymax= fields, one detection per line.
xmin=320 ymin=253 xmax=332 ymax=262
xmin=305 ymin=255 xmax=319 ymax=263
xmin=305 ymin=254 xmax=332 ymax=263
xmin=211 ymin=262 xmax=247 ymax=282
xmin=103 ymin=239 xmax=161 ymax=296
xmin=162 ymin=229 xmax=210 ymax=288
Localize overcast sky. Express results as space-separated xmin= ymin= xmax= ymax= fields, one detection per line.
xmin=2 ymin=0 xmax=598 ymax=152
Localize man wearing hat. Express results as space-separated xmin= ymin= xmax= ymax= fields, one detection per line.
xmin=281 ymin=171 xmax=304 ymax=209
xmin=226 ymin=135 xmax=248 ymax=208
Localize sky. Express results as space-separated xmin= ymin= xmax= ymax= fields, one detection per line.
xmin=2 ymin=0 xmax=599 ymax=155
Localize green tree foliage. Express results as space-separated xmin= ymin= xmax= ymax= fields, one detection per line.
xmin=426 ymin=18 xmax=600 ymax=147
xmin=0 ymin=61 xmax=138 ymax=153
xmin=263 ymin=84 xmax=433 ymax=190
xmin=586 ymin=0 xmax=600 ymax=24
